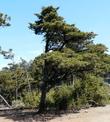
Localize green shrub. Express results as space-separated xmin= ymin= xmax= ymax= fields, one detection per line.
xmin=72 ymin=74 xmax=109 ymax=108
xmin=84 ymin=74 xmax=109 ymax=106
xmin=23 ymin=91 xmax=40 ymax=108
xmin=47 ymin=84 xmax=74 ymax=110
xmin=46 ymin=74 xmax=109 ymax=110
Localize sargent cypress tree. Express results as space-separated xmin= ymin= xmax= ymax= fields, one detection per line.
xmin=30 ymin=6 xmax=96 ymax=112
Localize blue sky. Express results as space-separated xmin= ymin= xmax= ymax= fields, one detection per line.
xmin=0 ymin=0 xmax=110 ymax=68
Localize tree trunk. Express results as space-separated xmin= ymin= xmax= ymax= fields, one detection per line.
xmin=38 ymin=59 xmax=48 ymax=113
xmin=38 ymin=38 xmax=49 ymax=113
xmin=38 ymin=82 xmax=47 ymax=113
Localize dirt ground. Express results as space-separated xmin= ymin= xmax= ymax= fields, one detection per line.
xmin=0 ymin=105 xmax=110 ymax=122
xmin=49 ymin=105 xmax=110 ymax=122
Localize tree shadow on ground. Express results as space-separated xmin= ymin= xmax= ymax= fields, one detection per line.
xmin=0 ymin=109 xmax=79 ymax=122
xmin=0 ymin=111 xmax=62 ymax=122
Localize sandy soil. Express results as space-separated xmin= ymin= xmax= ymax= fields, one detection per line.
xmin=0 ymin=117 xmax=14 ymax=122
xmin=49 ymin=105 xmax=110 ymax=122
xmin=0 ymin=105 xmax=110 ymax=122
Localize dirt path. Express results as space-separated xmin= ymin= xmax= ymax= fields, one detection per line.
xmin=49 ymin=105 xmax=110 ymax=122
xmin=0 ymin=117 xmax=14 ymax=122
xmin=0 ymin=105 xmax=110 ymax=122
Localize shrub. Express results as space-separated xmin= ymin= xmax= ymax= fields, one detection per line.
xmin=23 ymin=91 xmax=40 ymax=108
xmin=46 ymin=84 xmax=74 ymax=110
xmin=46 ymin=74 xmax=109 ymax=110
xmin=72 ymin=74 xmax=109 ymax=108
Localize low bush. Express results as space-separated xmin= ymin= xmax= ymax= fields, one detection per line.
xmin=23 ymin=91 xmax=40 ymax=108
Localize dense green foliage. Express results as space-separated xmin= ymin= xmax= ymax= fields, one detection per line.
xmin=29 ymin=6 xmax=110 ymax=112
xmin=32 ymin=47 xmax=110 ymax=110
xmin=0 ymin=7 xmax=110 ymax=112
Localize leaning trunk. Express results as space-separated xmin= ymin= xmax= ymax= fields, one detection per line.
xmin=0 ymin=94 xmax=12 ymax=108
